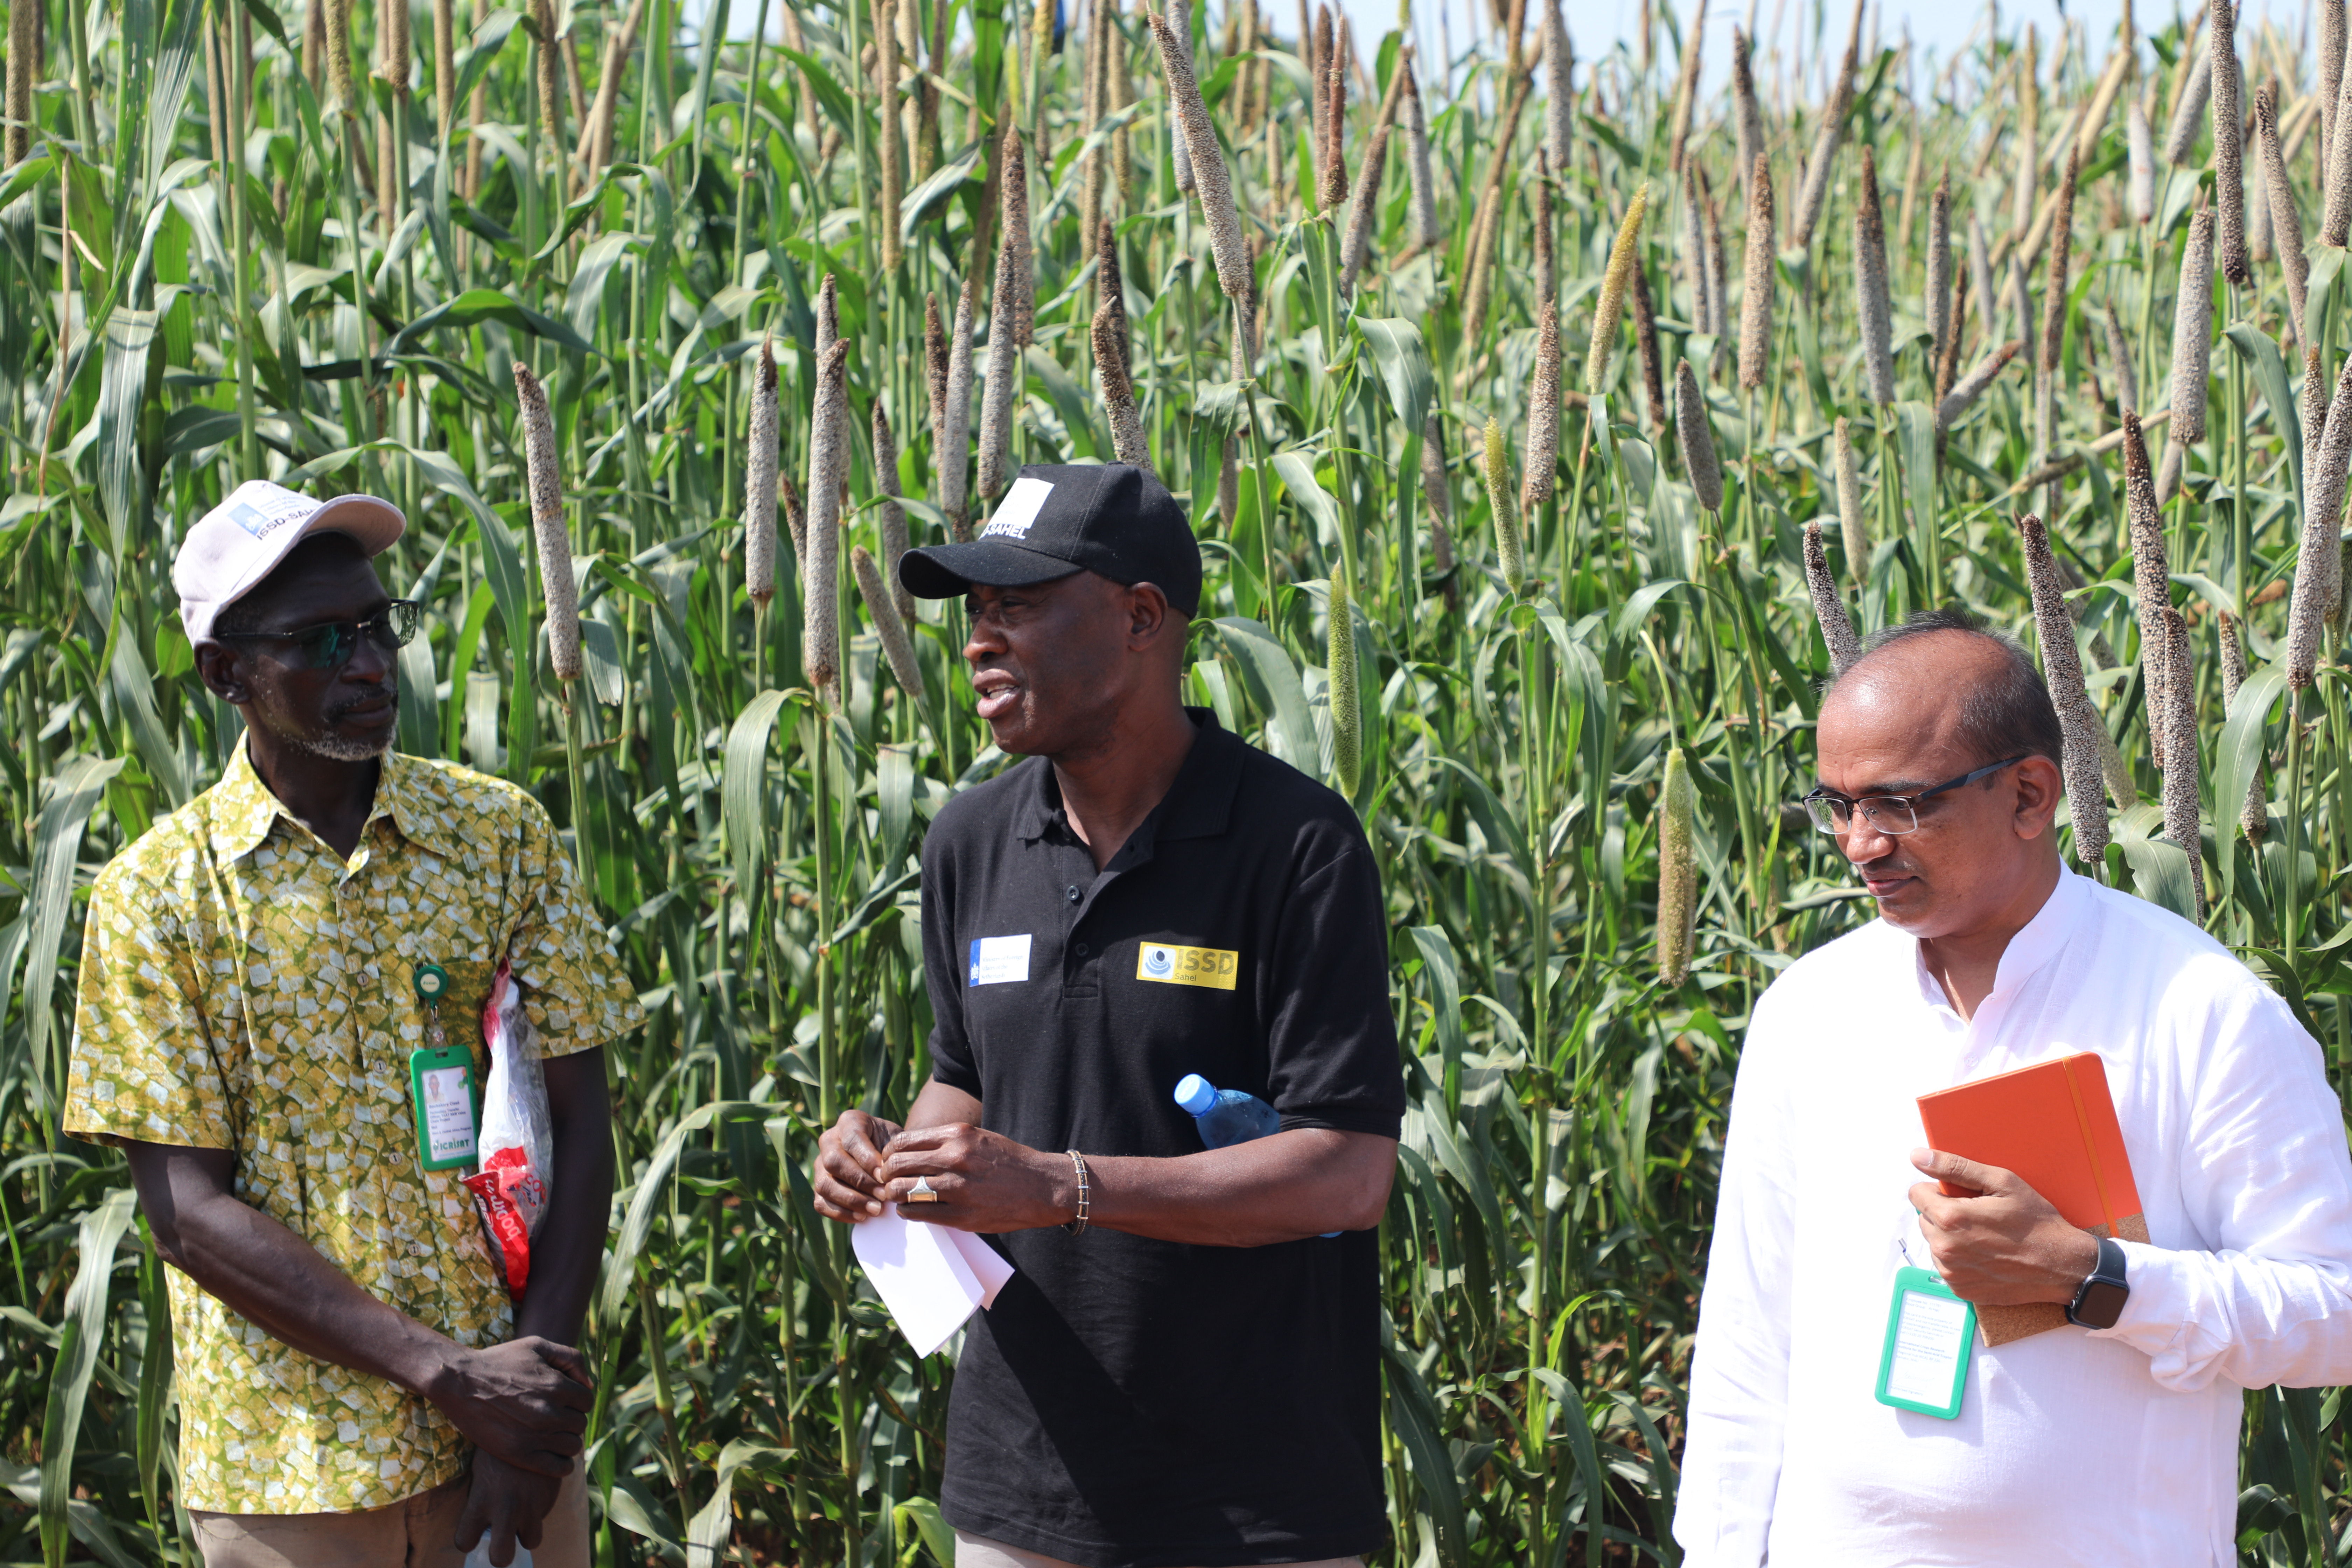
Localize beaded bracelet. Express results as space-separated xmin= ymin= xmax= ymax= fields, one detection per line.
xmin=1064 ymin=1150 xmax=1091 ymax=1235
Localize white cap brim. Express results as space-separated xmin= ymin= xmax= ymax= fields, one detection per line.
xmin=176 ymin=485 xmax=406 ymax=647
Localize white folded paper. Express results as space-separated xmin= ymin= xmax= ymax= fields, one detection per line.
xmin=850 ymin=1204 xmax=1017 ymax=1356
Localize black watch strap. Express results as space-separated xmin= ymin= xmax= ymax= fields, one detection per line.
xmin=2066 ymin=1234 xmax=2130 ymax=1329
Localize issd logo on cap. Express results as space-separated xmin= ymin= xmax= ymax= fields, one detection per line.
xmin=1136 ymin=942 xmax=1238 ymax=990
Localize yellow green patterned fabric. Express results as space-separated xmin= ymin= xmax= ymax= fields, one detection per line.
xmin=63 ymin=746 xmax=642 ymax=1514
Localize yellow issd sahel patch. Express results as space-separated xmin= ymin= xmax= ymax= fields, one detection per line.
xmin=1135 ymin=942 xmax=1239 ymax=990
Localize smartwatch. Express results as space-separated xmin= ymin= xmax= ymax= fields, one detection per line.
xmin=2066 ymin=1234 xmax=2130 ymax=1329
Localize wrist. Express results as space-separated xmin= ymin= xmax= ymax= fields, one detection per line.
xmin=1059 ymin=1149 xmax=1096 ymax=1233
xmin=2050 ymin=1228 xmax=2103 ymax=1302
xmin=393 ymin=1333 xmax=467 ymax=1405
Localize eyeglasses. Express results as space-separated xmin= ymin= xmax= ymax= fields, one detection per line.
xmin=1799 ymin=755 xmax=2028 ymax=837
xmin=216 ymin=600 xmax=421 ymax=670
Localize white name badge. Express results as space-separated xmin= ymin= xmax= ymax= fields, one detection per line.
xmin=1875 ymin=1266 xmax=1976 ymax=1420
xmin=968 ymin=934 xmax=1032 ymax=986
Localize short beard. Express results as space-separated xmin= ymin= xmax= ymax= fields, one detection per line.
xmin=288 ymin=727 xmax=394 ymax=762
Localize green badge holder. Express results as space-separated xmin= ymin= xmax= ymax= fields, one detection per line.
xmin=1875 ymin=1266 xmax=1976 ymax=1420
xmin=408 ymin=963 xmax=477 ymax=1170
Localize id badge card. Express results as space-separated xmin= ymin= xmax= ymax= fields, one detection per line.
xmin=1875 ymin=1266 xmax=1976 ymax=1419
xmin=409 ymin=1045 xmax=480 ymax=1170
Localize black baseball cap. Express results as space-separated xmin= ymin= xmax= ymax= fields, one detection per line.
xmin=898 ymin=463 xmax=1203 ymax=616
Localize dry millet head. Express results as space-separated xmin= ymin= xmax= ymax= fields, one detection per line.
xmin=2128 ymin=94 xmax=2155 ymax=222
xmin=2287 ymin=354 xmax=2352 ymax=686
xmin=851 ymin=544 xmax=926 ymax=702
xmin=2040 ymin=147 xmax=2078 ymax=376
xmin=2123 ymin=410 xmax=2174 ymax=769
xmin=2169 ymin=209 xmax=2215 ymax=445
xmin=1801 ymin=522 xmax=1861 ymax=675
xmin=2017 ymin=512 xmax=2113 ymax=868
xmin=1855 ymin=147 xmax=1893 ymax=405
xmin=1936 ymin=339 xmax=2022 ymax=431
xmin=744 ymin=340 xmax=781 ymax=608
xmin=2211 ymin=0 xmax=2248 ymax=286
xmin=1927 ymin=173 xmax=1953 ymax=367
xmin=924 ymin=292 xmax=950 ymax=446
xmin=1739 ymin=156 xmax=1774 ymax=392
xmin=1674 ymin=361 xmax=1721 ymax=513
xmin=1587 ymin=182 xmax=1650 ymax=397
xmin=2255 ymin=86 xmax=2310 ymax=342
xmin=978 ymin=220 xmax=1023 ymax=503
xmin=2164 ymin=33 xmax=2213 ymax=168
xmin=1483 ymin=417 xmax=1525 ymax=597
xmin=513 ymin=363 xmax=580 ymax=683
xmin=1148 ymin=12 xmax=1252 ymax=308
xmin=2157 ymin=604 xmax=2208 ymax=917
xmin=803 ymin=340 xmax=853 ymax=698
xmin=1523 ymin=303 xmax=1562 ymax=510
xmin=1656 ymin=746 xmax=1697 ymax=986
xmin=999 ymin=129 xmax=1036 ymax=348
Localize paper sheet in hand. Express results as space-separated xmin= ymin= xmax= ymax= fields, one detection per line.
xmin=851 ymin=1205 xmax=1016 ymax=1355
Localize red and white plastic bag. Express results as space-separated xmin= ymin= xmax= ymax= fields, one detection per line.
xmin=464 ymin=958 xmax=554 ymax=1300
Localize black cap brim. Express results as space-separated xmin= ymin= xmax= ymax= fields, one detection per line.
xmin=898 ymin=539 xmax=1084 ymax=600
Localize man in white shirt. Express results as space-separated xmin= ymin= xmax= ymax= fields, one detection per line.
xmin=1674 ymin=611 xmax=2352 ymax=1567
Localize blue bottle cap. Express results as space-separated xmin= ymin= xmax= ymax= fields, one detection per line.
xmin=1172 ymin=1073 xmax=1217 ymax=1115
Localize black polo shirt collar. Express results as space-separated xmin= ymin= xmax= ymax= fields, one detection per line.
xmin=1007 ymin=707 xmax=1245 ymax=856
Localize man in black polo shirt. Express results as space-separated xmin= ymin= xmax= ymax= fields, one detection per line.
xmin=812 ymin=464 xmax=1404 ymax=1568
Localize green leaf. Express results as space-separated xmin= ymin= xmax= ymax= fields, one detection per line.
xmin=384 ymin=287 xmax=598 ymax=358
xmin=452 ymin=10 xmax=525 ymax=118
xmin=688 ymin=1438 xmax=792 ymax=1562
xmin=1269 ymin=450 xmax=1340 ymax=547
xmin=40 ymin=1188 xmax=137 ymax=1568
xmin=2224 ymin=323 xmax=2299 ymax=504
xmin=2214 ymin=667 xmax=2286 ymax=848
xmin=108 ymin=635 xmax=188 ymax=808
xmin=1896 ymin=400 xmax=1939 ymax=557
xmin=601 ymin=1100 xmax=770 ymax=1323
xmin=900 ymin=140 xmax=983 ymax=246
xmin=24 ymin=756 xmax=127 ymax=1082
xmin=1380 ymin=1339 xmax=1470 ymax=1568
xmin=566 ymin=232 xmax=640 ymax=346
xmin=1430 ymin=754 xmax=1532 ymax=882
xmin=893 ymin=1497 xmax=958 ymax=1568
xmin=1213 ymin=618 xmax=1322 ymax=775
xmin=1357 ymin=317 xmax=1434 ymax=434
xmin=2115 ymin=804 xmax=2201 ymax=921
xmin=95 ymin=308 xmax=160 ymax=558
xmin=722 ymin=689 xmax=792 ymax=903
xmin=1407 ymin=926 xmax=1466 ymax=1070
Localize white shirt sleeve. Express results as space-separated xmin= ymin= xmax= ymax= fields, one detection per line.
xmin=1673 ymin=986 xmax=1801 ymax=1568
xmin=2095 ymin=971 xmax=2352 ymax=1391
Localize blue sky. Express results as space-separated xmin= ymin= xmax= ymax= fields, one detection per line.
xmin=1345 ymin=0 xmax=2300 ymax=101
xmin=686 ymin=0 xmax=2314 ymax=100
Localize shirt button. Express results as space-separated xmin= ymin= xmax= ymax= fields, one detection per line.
xmin=1066 ymin=885 xmax=1081 ymax=903
xmin=1074 ymin=942 xmax=1090 ymax=957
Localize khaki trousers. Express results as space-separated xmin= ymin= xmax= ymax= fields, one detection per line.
xmin=953 ymin=1528 xmax=1364 ymax=1568
xmin=189 ymin=1465 xmax=589 ymax=1568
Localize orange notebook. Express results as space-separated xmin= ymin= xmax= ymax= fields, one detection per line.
xmin=1915 ymin=1052 xmax=2148 ymax=1345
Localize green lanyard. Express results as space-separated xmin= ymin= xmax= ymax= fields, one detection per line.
xmin=408 ymin=963 xmax=477 ymax=1171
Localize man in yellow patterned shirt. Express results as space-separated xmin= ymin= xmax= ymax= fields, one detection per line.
xmin=65 ymin=481 xmax=643 ymax=1568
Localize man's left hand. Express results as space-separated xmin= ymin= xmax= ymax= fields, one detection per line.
xmin=455 ymin=1449 xmax=562 ymax=1568
xmin=878 ymin=1122 xmax=1074 ymax=1232
xmin=1907 ymin=1148 xmax=2101 ymax=1307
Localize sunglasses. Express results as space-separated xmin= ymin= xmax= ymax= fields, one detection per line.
xmin=216 ymin=600 xmax=421 ymax=670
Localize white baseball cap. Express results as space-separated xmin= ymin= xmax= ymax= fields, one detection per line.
xmin=174 ymin=480 xmax=407 ymax=646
